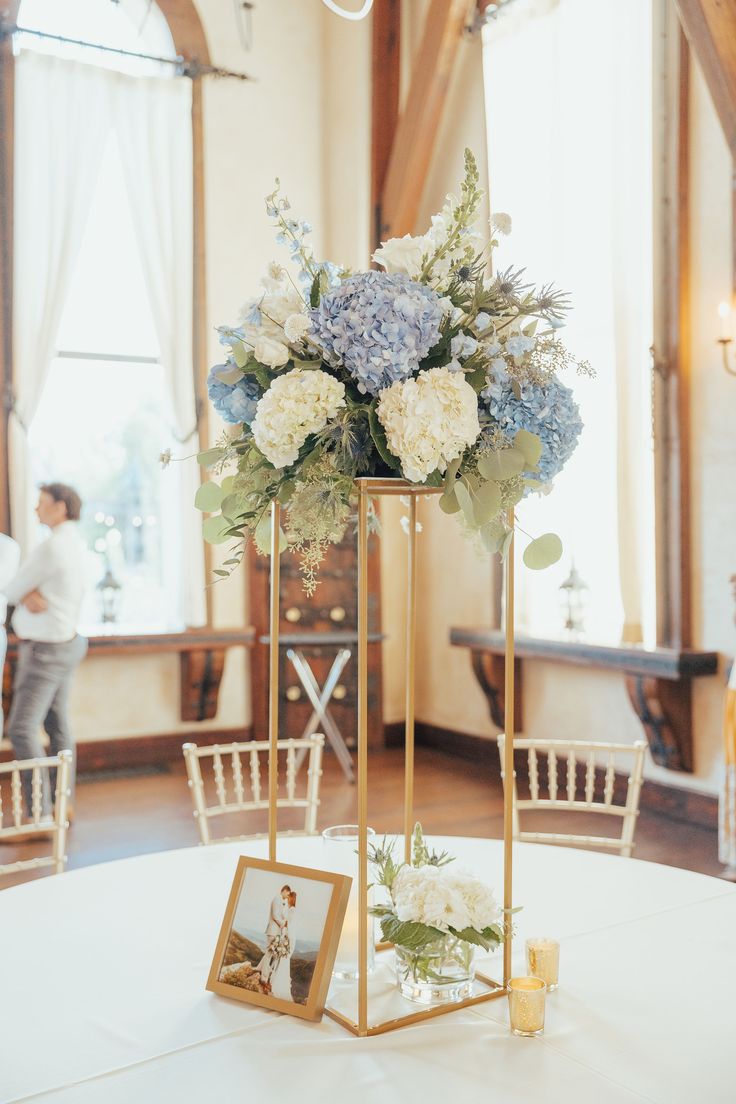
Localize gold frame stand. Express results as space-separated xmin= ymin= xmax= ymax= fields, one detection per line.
xmin=267 ymin=477 xmax=516 ymax=1036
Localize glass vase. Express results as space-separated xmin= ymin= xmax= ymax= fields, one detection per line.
xmin=394 ymin=934 xmax=475 ymax=1005
xmin=322 ymin=824 xmax=376 ymax=980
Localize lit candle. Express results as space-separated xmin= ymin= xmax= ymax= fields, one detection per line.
xmin=507 ymin=976 xmax=546 ymax=1037
xmin=718 ymin=301 xmax=732 ymax=341
xmin=526 ymin=937 xmax=560 ymax=991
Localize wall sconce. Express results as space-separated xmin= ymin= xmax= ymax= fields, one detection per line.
xmin=717 ymin=302 xmax=736 ymax=376
xmin=322 ymin=0 xmax=373 ymax=19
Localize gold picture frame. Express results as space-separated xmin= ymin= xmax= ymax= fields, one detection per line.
xmin=207 ymin=855 xmax=352 ymax=1022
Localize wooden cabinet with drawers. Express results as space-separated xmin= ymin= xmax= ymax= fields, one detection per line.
xmin=248 ymin=533 xmax=384 ymax=750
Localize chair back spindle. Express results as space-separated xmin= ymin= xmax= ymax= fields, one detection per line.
xmin=0 ymin=751 xmax=72 ymax=879
xmin=498 ymin=736 xmax=647 ymax=857
xmin=183 ymin=735 xmax=324 ymax=845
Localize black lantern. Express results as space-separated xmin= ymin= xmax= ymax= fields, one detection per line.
xmin=96 ymin=565 xmax=122 ymax=625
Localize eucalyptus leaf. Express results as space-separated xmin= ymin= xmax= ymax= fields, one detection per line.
xmin=500 ymin=528 xmax=514 ymax=560
xmin=454 ymin=480 xmax=475 ymax=527
xmin=254 ymin=513 xmax=272 ymax=555
xmin=277 ymin=480 xmax=296 ymax=504
xmin=202 ymin=515 xmax=231 ymax=545
xmin=197 ymin=447 xmax=226 ymax=469
xmin=480 ymin=518 xmax=506 ymax=554
xmin=220 ymin=493 xmax=242 ymax=521
xmin=444 ymin=456 xmax=462 ymax=489
xmin=514 ymin=429 xmax=542 ymax=470
xmin=194 ymin=481 xmax=224 ymax=513
xmin=220 ymin=476 xmax=236 ymax=495
xmin=439 ymin=486 xmax=460 ymax=514
xmin=231 ymin=342 xmax=250 ymax=369
xmin=472 ymin=480 xmax=502 ymax=525
xmin=523 ymin=532 xmax=563 ymax=570
xmin=477 ymin=448 xmax=525 ymax=482
xmin=213 ymin=363 xmax=245 ymax=386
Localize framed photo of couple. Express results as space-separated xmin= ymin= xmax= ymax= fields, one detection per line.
xmin=207 ymin=856 xmax=352 ymax=1022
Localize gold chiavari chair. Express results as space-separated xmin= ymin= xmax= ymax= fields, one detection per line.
xmin=0 ymin=750 xmax=72 ymax=879
xmin=182 ymin=735 xmax=324 ymax=845
xmin=498 ymin=736 xmax=647 ymax=858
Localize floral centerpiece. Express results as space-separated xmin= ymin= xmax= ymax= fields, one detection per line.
xmin=195 ymin=150 xmax=588 ymax=592
xmin=369 ymin=825 xmax=506 ymax=1005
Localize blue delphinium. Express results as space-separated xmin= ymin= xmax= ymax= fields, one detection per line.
xmin=207 ymin=365 xmax=261 ymax=425
xmin=310 ymin=271 xmax=444 ymax=395
xmin=481 ymin=369 xmax=583 ymax=484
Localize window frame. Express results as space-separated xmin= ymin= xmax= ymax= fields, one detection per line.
xmin=0 ymin=0 xmax=214 ymax=628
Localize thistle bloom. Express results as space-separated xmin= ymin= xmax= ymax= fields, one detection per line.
xmin=311 ymin=271 xmax=444 ymax=396
xmin=481 ymin=369 xmax=583 ymax=484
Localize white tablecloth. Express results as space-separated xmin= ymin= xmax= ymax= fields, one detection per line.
xmin=1 ymin=836 xmax=733 ymax=1103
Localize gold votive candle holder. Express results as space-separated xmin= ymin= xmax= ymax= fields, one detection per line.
xmin=526 ymin=937 xmax=559 ymax=991
xmin=507 ymin=976 xmax=546 ymax=1037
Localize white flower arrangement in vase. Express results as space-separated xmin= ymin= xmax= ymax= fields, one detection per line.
xmin=369 ymin=825 xmax=507 ymax=1005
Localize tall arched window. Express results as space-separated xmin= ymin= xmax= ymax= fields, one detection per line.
xmin=7 ymin=0 xmax=208 ymax=633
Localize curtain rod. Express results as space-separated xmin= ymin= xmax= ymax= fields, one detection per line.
xmin=1 ymin=24 xmax=252 ymax=81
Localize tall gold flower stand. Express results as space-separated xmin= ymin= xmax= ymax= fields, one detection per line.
xmin=266 ymin=477 xmax=516 ymax=1036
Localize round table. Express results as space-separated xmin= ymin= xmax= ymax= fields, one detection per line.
xmin=1 ymin=835 xmax=733 ymax=1103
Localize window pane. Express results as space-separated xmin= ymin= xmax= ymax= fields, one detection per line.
xmin=483 ymin=0 xmax=655 ymax=645
xmin=28 ymin=358 xmax=184 ymax=635
xmin=56 ymin=133 xmax=160 ymax=360
xmin=16 ymin=0 xmax=175 ymax=76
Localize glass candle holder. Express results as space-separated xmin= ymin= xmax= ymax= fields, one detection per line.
xmin=526 ymin=937 xmax=560 ymax=991
xmin=322 ymin=825 xmax=376 ymax=980
xmin=507 ymin=976 xmax=546 ymax=1037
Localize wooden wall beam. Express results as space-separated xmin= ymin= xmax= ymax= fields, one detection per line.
xmin=371 ymin=0 xmax=401 ymax=251
xmin=379 ymin=0 xmax=468 ymax=239
xmin=675 ymin=0 xmax=736 ymax=159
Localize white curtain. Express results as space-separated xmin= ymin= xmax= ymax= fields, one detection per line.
xmin=12 ymin=52 xmax=205 ymax=626
xmin=482 ymin=0 xmax=655 ymax=646
xmin=11 ymin=52 xmax=111 ymax=552
xmin=111 ymin=74 xmax=205 ymax=626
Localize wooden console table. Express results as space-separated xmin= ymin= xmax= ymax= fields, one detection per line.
xmin=450 ymin=628 xmax=719 ymax=773
xmin=2 ymin=627 xmax=255 ymax=725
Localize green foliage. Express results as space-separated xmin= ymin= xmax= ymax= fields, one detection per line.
xmin=202 ymin=515 xmax=232 ymax=544
xmin=194 ymin=481 xmax=224 ymax=513
xmin=477 ymin=448 xmax=526 ymax=482
xmin=367 ymin=406 xmax=401 ymax=471
xmin=523 ymin=532 xmax=563 ymax=569
xmin=513 ymin=429 xmax=542 ymax=469
xmin=197 ymin=447 xmax=227 ymax=469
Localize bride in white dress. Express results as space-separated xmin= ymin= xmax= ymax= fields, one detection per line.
xmin=270 ymin=891 xmax=296 ymax=1000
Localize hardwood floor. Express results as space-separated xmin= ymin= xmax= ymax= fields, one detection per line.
xmin=0 ymin=746 xmax=724 ymax=889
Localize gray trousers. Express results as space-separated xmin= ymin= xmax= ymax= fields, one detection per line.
xmin=0 ymin=626 xmax=6 ymax=738
xmin=8 ymin=636 xmax=88 ymax=815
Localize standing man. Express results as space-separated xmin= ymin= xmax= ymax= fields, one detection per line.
xmin=3 ymin=484 xmax=88 ymax=818
xmin=0 ymin=531 xmax=21 ymax=736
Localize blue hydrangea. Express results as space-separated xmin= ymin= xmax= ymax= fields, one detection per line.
xmin=481 ymin=370 xmax=583 ymax=484
xmin=310 ymin=271 xmax=444 ymax=395
xmin=207 ymin=365 xmax=261 ymax=425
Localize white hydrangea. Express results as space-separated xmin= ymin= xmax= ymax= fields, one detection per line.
xmin=252 ymin=368 xmax=346 ymax=469
xmin=392 ymin=865 xmax=501 ymax=935
xmin=376 ymin=365 xmax=481 ymax=483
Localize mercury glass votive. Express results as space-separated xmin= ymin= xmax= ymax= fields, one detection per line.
xmin=526 ymin=937 xmax=560 ymax=991
xmin=507 ymin=976 xmax=546 ymax=1037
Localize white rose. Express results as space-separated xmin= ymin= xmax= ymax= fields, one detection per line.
xmin=284 ymin=313 xmax=311 ymax=343
xmin=372 ymin=233 xmax=428 ymax=278
xmin=254 ymin=334 xmax=290 ymax=369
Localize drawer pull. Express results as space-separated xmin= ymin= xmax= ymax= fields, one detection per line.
xmin=329 ymin=606 xmax=346 ymax=622
xmin=285 ymin=607 xmax=302 ymax=623
xmin=286 ymin=686 xmax=301 ymax=701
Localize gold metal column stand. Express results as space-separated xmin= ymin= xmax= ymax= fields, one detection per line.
xmin=268 ymin=500 xmax=281 ymax=863
xmin=320 ymin=479 xmax=515 ymax=1036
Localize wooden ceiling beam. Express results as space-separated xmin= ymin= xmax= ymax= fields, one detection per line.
xmin=371 ymin=0 xmax=402 ymax=251
xmin=379 ymin=0 xmax=469 ymax=240
xmin=675 ymin=0 xmax=736 ymax=159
